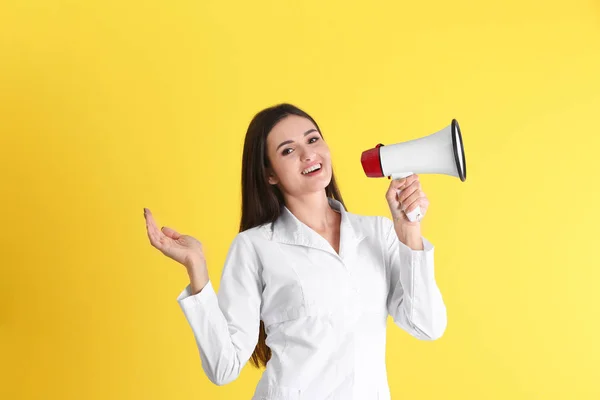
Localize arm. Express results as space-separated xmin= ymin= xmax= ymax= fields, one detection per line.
xmin=176 ymin=232 xmax=262 ymax=385
xmin=382 ymin=217 xmax=447 ymax=340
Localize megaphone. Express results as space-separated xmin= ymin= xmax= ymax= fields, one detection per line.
xmin=361 ymin=119 xmax=467 ymax=222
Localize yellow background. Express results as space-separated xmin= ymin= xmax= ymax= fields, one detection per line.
xmin=1 ymin=0 xmax=599 ymax=398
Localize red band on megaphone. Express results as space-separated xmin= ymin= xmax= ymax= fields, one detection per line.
xmin=361 ymin=144 xmax=384 ymax=177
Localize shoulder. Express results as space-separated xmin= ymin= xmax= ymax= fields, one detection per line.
xmin=233 ymin=223 xmax=273 ymax=247
xmin=222 ymin=227 xmax=267 ymax=271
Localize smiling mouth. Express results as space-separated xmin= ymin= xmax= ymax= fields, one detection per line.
xmin=301 ymin=163 xmax=322 ymax=175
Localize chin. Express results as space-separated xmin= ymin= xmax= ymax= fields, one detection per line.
xmin=306 ymin=173 xmax=332 ymax=192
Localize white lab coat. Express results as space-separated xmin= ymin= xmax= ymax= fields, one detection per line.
xmin=176 ymin=197 xmax=447 ymax=400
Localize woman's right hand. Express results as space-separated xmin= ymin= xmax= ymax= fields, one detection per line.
xmin=144 ymin=207 xmax=206 ymax=271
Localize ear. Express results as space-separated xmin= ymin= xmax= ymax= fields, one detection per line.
xmin=266 ymin=167 xmax=279 ymax=185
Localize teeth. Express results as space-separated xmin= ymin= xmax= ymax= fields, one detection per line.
xmin=302 ymin=164 xmax=321 ymax=174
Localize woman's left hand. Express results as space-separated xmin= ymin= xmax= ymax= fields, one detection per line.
xmin=385 ymin=174 xmax=429 ymax=227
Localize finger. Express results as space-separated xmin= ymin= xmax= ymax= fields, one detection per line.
xmin=144 ymin=209 xmax=165 ymax=247
xmin=399 ymin=174 xmax=419 ymax=188
xmin=402 ymin=189 xmax=425 ymax=210
xmin=389 ymin=177 xmax=407 ymax=190
xmin=161 ymin=226 xmax=181 ymax=240
xmin=388 ymin=173 xmax=418 ymax=189
xmin=386 ymin=179 xmax=406 ymax=201
xmin=387 ymin=174 xmax=418 ymax=200
xmin=145 ymin=220 xmax=161 ymax=248
xmin=144 ymin=210 xmax=159 ymax=237
xmin=397 ymin=179 xmax=421 ymax=203
xmin=405 ymin=194 xmax=429 ymax=214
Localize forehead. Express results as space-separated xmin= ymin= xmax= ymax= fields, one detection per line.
xmin=267 ymin=115 xmax=317 ymax=143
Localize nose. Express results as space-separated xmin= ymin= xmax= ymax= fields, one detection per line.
xmin=300 ymin=146 xmax=316 ymax=162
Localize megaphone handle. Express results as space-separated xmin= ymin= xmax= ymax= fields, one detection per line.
xmin=391 ymin=172 xmax=422 ymax=223
xmin=404 ymin=207 xmax=422 ymax=223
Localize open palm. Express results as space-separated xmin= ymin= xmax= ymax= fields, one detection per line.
xmin=144 ymin=208 xmax=205 ymax=269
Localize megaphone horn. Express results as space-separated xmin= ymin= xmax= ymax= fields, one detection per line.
xmin=361 ymin=119 xmax=467 ymax=222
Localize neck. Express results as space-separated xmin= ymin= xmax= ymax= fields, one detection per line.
xmin=284 ymin=191 xmax=338 ymax=234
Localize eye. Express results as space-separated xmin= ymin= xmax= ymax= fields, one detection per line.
xmin=281 ymin=136 xmax=319 ymax=156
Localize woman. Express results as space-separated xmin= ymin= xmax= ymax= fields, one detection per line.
xmin=144 ymin=103 xmax=447 ymax=399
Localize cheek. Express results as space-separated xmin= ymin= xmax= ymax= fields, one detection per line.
xmin=273 ymin=157 xmax=298 ymax=180
xmin=268 ymin=151 xmax=287 ymax=172
xmin=320 ymin=147 xmax=332 ymax=164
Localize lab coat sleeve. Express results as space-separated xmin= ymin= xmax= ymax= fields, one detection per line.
xmin=382 ymin=217 xmax=447 ymax=340
xmin=176 ymin=232 xmax=262 ymax=385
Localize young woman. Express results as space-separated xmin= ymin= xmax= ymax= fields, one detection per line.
xmin=144 ymin=103 xmax=447 ymax=399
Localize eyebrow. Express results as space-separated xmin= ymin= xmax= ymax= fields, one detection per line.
xmin=276 ymin=128 xmax=318 ymax=151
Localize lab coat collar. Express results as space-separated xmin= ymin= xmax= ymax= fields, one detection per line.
xmin=267 ymin=197 xmax=366 ymax=258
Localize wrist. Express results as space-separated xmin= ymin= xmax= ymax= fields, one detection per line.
xmin=186 ymin=259 xmax=207 ymax=278
xmin=393 ymin=222 xmax=423 ymax=250
xmin=185 ymin=255 xmax=205 ymax=271
xmin=186 ymin=263 xmax=206 ymax=277
xmin=187 ymin=264 xmax=209 ymax=295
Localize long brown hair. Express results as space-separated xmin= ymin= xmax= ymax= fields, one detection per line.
xmin=239 ymin=103 xmax=346 ymax=368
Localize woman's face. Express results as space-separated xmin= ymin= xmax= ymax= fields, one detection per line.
xmin=265 ymin=114 xmax=332 ymax=198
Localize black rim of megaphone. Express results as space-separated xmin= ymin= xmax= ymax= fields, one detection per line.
xmin=451 ymin=119 xmax=467 ymax=182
